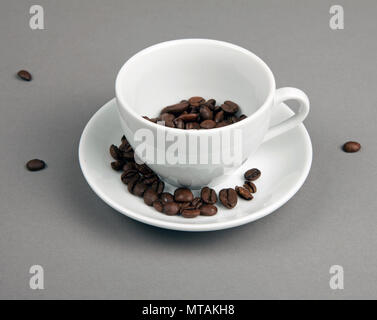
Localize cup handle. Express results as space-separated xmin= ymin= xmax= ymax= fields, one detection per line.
xmin=263 ymin=87 xmax=310 ymax=143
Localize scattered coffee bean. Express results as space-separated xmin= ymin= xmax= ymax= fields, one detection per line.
xmin=143 ymin=188 xmax=159 ymax=206
xmin=244 ymin=181 xmax=257 ymax=193
xmin=174 ymin=188 xmax=194 ymax=202
xmin=214 ymin=110 xmax=224 ymax=123
xmin=111 ymin=160 xmax=124 ymax=171
xmin=163 ymin=202 xmax=180 ymax=215
xmin=244 ymin=168 xmax=261 ymax=181
xmin=161 ymin=101 xmax=189 ymax=115
xmin=178 ymin=113 xmax=199 ymax=122
xmin=121 ymin=170 xmax=139 ymax=185
xmin=141 ymin=173 xmax=159 ymax=185
xmin=26 ymin=159 xmax=46 ymax=171
xmin=17 ymin=70 xmax=32 ymax=81
xmin=179 ymin=202 xmax=192 ymax=214
xmin=200 ymin=187 xmax=217 ymax=204
xmin=127 ymin=178 xmax=139 ymax=193
xmin=200 ymin=204 xmax=218 ymax=216
xmin=153 ymin=199 xmax=164 ymax=212
xmin=236 ymin=186 xmax=253 ymax=200
xmin=191 ymin=197 xmax=203 ymax=209
xmin=182 ymin=208 xmax=201 ymax=218
xmin=219 ymin=188 xmax=238 ymax=209
xmin=342 ymin=141 xmax=361 ymax=153
xmin=200 ymin=105 xmax=213 ymax=120
xmin=110 ymin=144 xmax=121 ymax=160
xmin=133 ymin=181 xmax=148 ymax=197
xmin=206 ymin=99 xmax=216 ymax=107
xmin=160 ymin=192 xmax=174 ymax=203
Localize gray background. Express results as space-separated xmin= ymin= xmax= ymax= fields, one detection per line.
xmin=0 ymin=0 xmax=376 ymax=300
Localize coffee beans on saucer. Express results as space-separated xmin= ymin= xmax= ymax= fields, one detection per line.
xmin=109 ymin=136 xmax=262 ymax=218
xmin=143 ymin=97 xmax=247 ymax=129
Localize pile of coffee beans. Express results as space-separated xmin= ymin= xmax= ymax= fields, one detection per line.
xmin=143 ymin=97 xmax=247 ymax=129
xmin=109 ymin=136 xmax=261 ymax=218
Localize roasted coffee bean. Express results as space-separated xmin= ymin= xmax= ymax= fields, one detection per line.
xmin=189 ymin=106 xmax=200 ymax=114
xmin=122 ymin=162 xmax=136 ymax=171
xmin=127 ymin=178 xmax=139 ymax=193
xmin=123 ymin=150 xmax=135 ymax=160
xmin=135 ymin=163 xmax=153 ymax=175
xmin=163 ymin=202 xmax=180 ymax=215
xmin=119 ymin=138 xmax=132 ymax=153
xmin=219 ymin=188 xmax=238 ymax=209
xmin=179 ymin=202 xmax=192 ymax=214
xmin=153 ymin=199 xmax=164 ymax=212
xmin=229 ymin=115 xmax=239 ymax=123
xmin=200 ymin=204 xmax=218 ymax=216
xmin=178 ymin=113 xmax=199 ymax=122
xmin=133 ymin=181 xmax=148 ymax=197
xmin=17 ymin=70 xmax=32 ymax=81
xmin=185 ymin=122 xmax=200 ymax=129
xmin=239 ymin=114 xmax=247 ymax=121
xmin=174 ymin=188 xmax=194 ymax=202
xmin=26 ymin=159 xmax=45 ymax=171
xmin=151 ymin=180 xmax=165 ymax=194
xmin=244 ymin=168 xmax=261 ymax=181
xmin=188 ymin=96 xmax=205 ymax=107
xmin=213 ymin=105 xmax=222 ymax=113
xmin=110 ymin=144 xmax=122 ymax=160
xmin=174 ymin=118 xmax=185 ymax=129
xmin=215 ymin=121 xmax=229 ymax=128
xmin=343 ymin=141 xmax=361 ymax=153
xmin=161 ymin=101 xmax=189 ymax=115
xmin=160 ymin=192 xmax=174 ymax=203
xmin=244 ymin=181 xmax=257 ymax=193
xmin=200 ymin=187 xmax=217 ymax=204
xmin=235 ymin=186 xmax=253 ymax=200
xmin=111 ymin=160 xmax=124 ymax=171
xmin=199 ymin=105 xmax=213 ymax=120
xmin=143 ymin=188 xmax=159 ymax=206
xmin=200 ymin=120 xmax=216 ymax=129
xmin=121 ymin=170 xmax=139 ymax=185
xmin=182 ymin=208 xmax=201 ymax=218
xmin=214 ymin=110 xmax=224 ymax=123
xmin=191 ymin=197 xmax=203 ymax=209
xmin=205 ymin=99 xmax=216 ymax=107
xmin=141 ymin=174 xmax=159 ymax=185
xmin=221 ymin=100 xmax=239 ymax=114
xmin=161 ymin=113 xmax=176 ymax=127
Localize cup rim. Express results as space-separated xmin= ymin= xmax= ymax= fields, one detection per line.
xmin=115 ymin=38 xmax=276 ymax=135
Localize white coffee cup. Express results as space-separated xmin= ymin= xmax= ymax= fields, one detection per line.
xmin=116 ymin=39 xmax=309 ymax=188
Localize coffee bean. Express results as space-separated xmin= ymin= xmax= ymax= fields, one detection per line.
xmin=200 ymin=187 xmax=217 ymax=204
xmin=244 ymin=168 xmax=261 ymax=181
xmin=122 ymin=150 xmax=135 ymax=160
xmin=160 ymin=192 xmax=174 ymax=203
xmin=110 ymin=144 xmax=121 ymax=160
xmin=161 ymin=113 xmax=176 ymax=127
xmin=239 ymin=114 xmax=247 ymax=121
xmin=178 ymin=113 xmax=199 ymax=122
xmin=189 ymin=96 xmax=205 ymax=107
xmin=214 ymin=110 xmax=224 ymax=123
xmin=221 ymin=100 xmax=239 ymax=114
xmin=141 ymin=174 xmax=159 ymax=185
xmin=174 ymin=118 xmax=185 ymax=129
xmin=200 ymin=204 xmax=218 ymax=216
xmin=182 ymin=208 xmax=201 ymax=218
xmin=216 ymin=121 xmax=230 ymax=128
xmin=244 ymin=181 xmax=257 ymax=193
xmin=26 ymin=159 xmax=45 ymax=171
xmin=135 ymin=163 xmax=153 ymax=175
xmin=191 ymin=197 xmax=203 ymax=209
xmin=151 ymin=180 xmax=165 ymax=194
xmin=122 ymin=162 xmax=136 ymax=172
xmin=111 ymin=160 xmax=124 ymax=171
xmin=121 ymin=170 xmax=139 ymax=185
xmin=127 ymin=178 xmax=139 ymax=193
xmin=163 ymin=202 xmax=180 ymax=215
xmin=200 ymin=120 xmax=216 ymax=129
xmin=343 ymin=141 xmax=361 ymax=153
xmin=235 ymin=186 xmax=253 ymax=200
xmin=143 ymin=188 xmax=159 ymax=206
xmin=161 ymin=102 xmax=189 ymax=115
xmin=179 ymin=202 xmax=193 ymax=214
xmin=219 ymin=188 xmax=238 ymax=209
xmin=205 ymin=99 xmax=216 ymax=107
xmin=133 ymin=181 xmax=148 ymax=197
xmin=153 ymin=199 xmax=164 ymax=212
xmin=185 ymin=122 xmax=200 ymax=129
xmin=199 ymin=105 xmax=213 ymax=120
xmin=17 ymin=70 xmax=32 ymax=81
xmin=174 ymin=188 xmax=194 ymax=202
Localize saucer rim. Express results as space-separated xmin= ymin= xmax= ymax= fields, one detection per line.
xmin=78 ymin=98 xmax=312 ymax=232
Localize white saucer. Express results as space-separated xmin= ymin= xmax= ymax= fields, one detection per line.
xmin=79 ymin=99 xmax=312 ymax=232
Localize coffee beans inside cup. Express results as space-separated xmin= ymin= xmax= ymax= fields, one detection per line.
xmin=143 ymin=97 xmax=247 ymax=129
xmin=109 ymin=135 xmax=261 ymax=218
